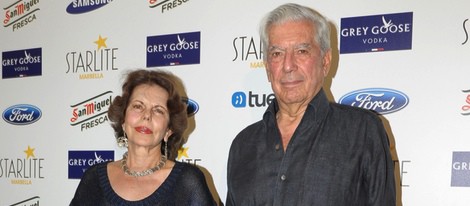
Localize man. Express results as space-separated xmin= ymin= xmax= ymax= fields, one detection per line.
xmin=226 ymin=3 xmax=396 ymax=206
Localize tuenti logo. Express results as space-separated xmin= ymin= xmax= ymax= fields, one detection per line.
xmin=340 ymin=12 xmax=413 ymax=54
xmin=68 ymin=150 xmax=114 ymax=179
xmin=9 ymin=196 xmax=40 ymax=206
xmin=2 ymin=104 xmax=42 ymax=125
xmin=461 ymin=89 xmax=470 ymax=115
xmin=338 ymin=88 xmax=409 ymax=114
xmin=3 ymin=0 xmax=40 ymax=31
xmin=232 ymin=91 xmax=275 ymax=108
xmin=182 ymin=97 xmax=199 ymax=117
xmin=232 ymin=35 xmax=264 ymax=69
xmin=66 ymin=0 xmax=113 ymax=14
xmin=2 ymin=47 xmax=42 ymax=79
xmin=149 ymin=0 xmax=190 ymax=13
xmin=451 ymin=151 xmax=470 ymax=187
xmin=147 ymin=31 xmax=200 ymax=67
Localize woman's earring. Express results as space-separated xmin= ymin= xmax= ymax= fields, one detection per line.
xmin=117 ymin=132 xmax=128 ymax=148
xmin=163 ymin=140 xmax=168 ymax=158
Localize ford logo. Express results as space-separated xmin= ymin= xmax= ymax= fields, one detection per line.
xmin=182 ymin=98 xmax=199 ymax=117
xmin=2 ymin=104 xmax=42 ymax=125
xmin=338 ymin=88 xmax=409 ymax=114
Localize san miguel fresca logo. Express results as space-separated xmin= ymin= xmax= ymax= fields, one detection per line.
xmin=149 ymin=0 xmax=190 ymax=13
xmin=3 ymin=0 xmax=40 ymax=31
xmin=65 ymin=35 xmax=119 ymax=79
xmin=70 ymin=91 xmax=113 ymax=131
xmin=2 ymin=48 xmax=42 ymax=79
xmin=68 ymin=150 xmax=114 ymax=179
xmin=2 ymin=104 xmax=42 ymax=125
xmin=0 ymin=146 xmax=45 ymax=185
xmin=340 ymin=12 xmax=413 ymax=54
xmin=232 ymin=35 xmax=264 ymax=69
xmin=9 ymin=196 xmax=40 ymax=206
xmin=66 ymin=0 xmax=113 ymax=14
xmin=338 ymin=88 xmax=409 ymax=114
xmin=461 ymin=89 xmax=470 ymax=115
xmin=147 ymin=31 xmax=200 ymax=67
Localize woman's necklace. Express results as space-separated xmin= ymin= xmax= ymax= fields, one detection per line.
xmin=121 ymin=152 xmax=167 ymax=177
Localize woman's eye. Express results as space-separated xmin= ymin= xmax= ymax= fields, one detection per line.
xmin=152 ymin=107 xmax=165 ymax=115
xmin=132 ymin=104 xmax=144 ymax=112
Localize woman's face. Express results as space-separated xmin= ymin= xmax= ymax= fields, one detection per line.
xmin=123 ymin=84 xmax=172 ymax=150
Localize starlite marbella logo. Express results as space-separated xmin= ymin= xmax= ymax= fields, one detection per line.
xmin=461 ymin=89 xmax=470 ymax=115
xmin=65 ymin=35 xmax=119 ymax=79
xmin=2 ymin=104 xmax=42 ymax=125
xmin=3 ymin=0 xmax=40 ymax=31
xmin=0 ymin=146 xmax=45 ymax=185
xmin=340 ymin=12 xmax=413 ymax=54
xmin=68 ymin=150 xmax=114 ymax=179
xmin=232 ymin=91 xmax=275 ymax=108
xmin=451 ymin=151 xmax=470 ymax=187
xmin=2 ymin=48 xmax=42 ymax=79
xmin=66 ymin=0 xmax=113 ymax=14
xmin=149 ymin=0 xmax=190 ymax=13
xmin=70 ymin=91 xmax=113 ymax=131
xmin=462 ymin=19 xmax=469 ymax=45
xmin=232 ymin=35 xmax=264 ymax=69
xmin=177 ymin=146 xmax=202 ymax=165
xmin=147 ymin=31 xmax=200 ymax=67
xmin=338 ymin=88 xmax=409 ymax=114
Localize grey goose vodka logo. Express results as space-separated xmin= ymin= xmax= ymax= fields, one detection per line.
xmin=340 ymin=12 xmax=413 ymax=54
xmin=338 ymin=88 xmax=409 ymax=114
xmin=2 ymin=48 xmax=42 ymax=79
xmin=147 ymin=31 xmax=200 ymax=67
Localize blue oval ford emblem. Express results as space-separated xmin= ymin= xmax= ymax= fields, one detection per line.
xmin=338 ymin=88 xmax=409 ymax=114
xmin=2 ymin=104 xmax=42 ymax=125
xmin=182 ymin=98 xmax=199 ymax=117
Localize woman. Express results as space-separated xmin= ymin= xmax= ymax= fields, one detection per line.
xmin=70 ymin=69 xmax=216 ymax=205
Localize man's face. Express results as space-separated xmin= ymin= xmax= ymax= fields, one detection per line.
xmin=265 ymin=20 xmax=331 ymax=106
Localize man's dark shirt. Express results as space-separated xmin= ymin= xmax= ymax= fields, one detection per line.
xmin=226 ymin=89 xmax=396 ymax=206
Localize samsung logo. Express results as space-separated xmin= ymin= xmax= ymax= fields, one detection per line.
xmin=66 ymin=0 xmax=112 ymax=14
xmin=338 ymin=88 xmax=409 ymax=114
xmin=2 ymin=104 xmax=42 ymax=125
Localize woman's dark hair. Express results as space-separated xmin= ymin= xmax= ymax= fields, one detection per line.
xmin=108 ymin=69 xmax=188 ymax=160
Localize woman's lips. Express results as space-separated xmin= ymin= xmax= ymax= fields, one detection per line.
xmin=135 ymin=126 xmax=152 ymax=134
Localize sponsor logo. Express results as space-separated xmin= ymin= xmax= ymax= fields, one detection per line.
xmin=0 ymin=146 xmax=45 ymax=185
xmin=65 ymin=35 xmax=119 ymax=79
xmin=2 ymin=104 xmax=42 ymax=125
xmin=340 ymin=12 xmax=413 ymax=54
xmin=177 ymin=146 xmax=201 ymax=165
xmin=2 ymin=48 xmax=42 ymax=79
xmin=147 ymin=31 xmax=200 ymax=67
xmin=451 ymin=151 xmax=470 ymax=187
xmin=9 ymin=196 xmax=40 ymax=206
xmin=393 ymin=159 xmax=411 ymax=187
xmin=182 ymin=97 xmax=199 ymax=117
xmin=463 ymin=19 xmax=469 ymax=45
xmin=232 ymin=35 xmax=264 ymax=69
xmin=66 ymin=0 xmax=113 ymax=14
xmin=149 ymin=0 xmax=190 ymax=13
xmin=338 ymin=88 xmax=409 ymax=114
xmin=462 ymin=89 xmax=470 ymax=115
xmin=231 ymin=91 xmax=275 ymax=108
xmin=3 ymin=0 xmax=40 ymax=31
xmin=70 ymin=91 xmax=113 ymax=131
xmin=68 ymin=150 xmax=114 ymax=179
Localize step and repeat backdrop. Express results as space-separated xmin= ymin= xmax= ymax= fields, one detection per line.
xmin=1 ymin=0 xmax=470 ymax=205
